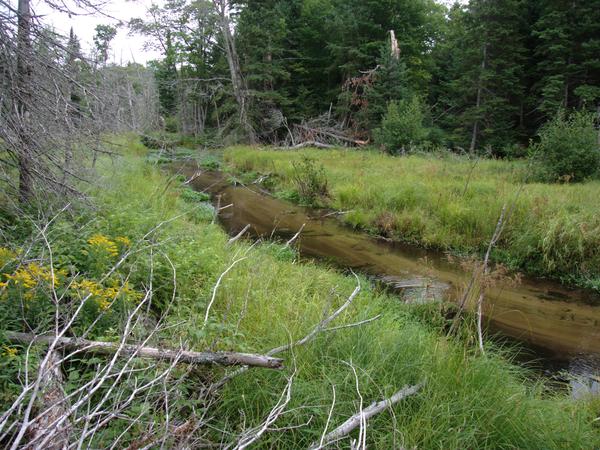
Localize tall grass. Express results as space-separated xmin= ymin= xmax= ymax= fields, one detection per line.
xmin=97 ymin=137 xmax=598 ymax=448
xmin=225 ymin=146 xmax=600 ymax=289
xmin=3 ymin=136 xmax=594 ymax=447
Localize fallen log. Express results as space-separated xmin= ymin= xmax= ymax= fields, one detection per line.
xmin=6 ymin=332 xmax=284 ymax=369
xmin=309 ymin=383 xmax=424 ymax=449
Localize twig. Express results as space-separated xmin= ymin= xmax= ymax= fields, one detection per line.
xmin=285 ymin=223 xmax=306 ymax=248
xmin=209 ymin=274 xmax=361 ymax=393
xmin=227 ymin=224 xmax=251 ymax=246
xmin=203 ymin=256 xmax=249 ymax=327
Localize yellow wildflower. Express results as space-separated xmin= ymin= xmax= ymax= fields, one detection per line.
xmin=6 ymin=266 xmax=36 ymax=289
xmin=115 ymin=236 xmax=131 ymax=247
xmin=2 ymin=345 xmax=18 ymax=357
xmin=0 ymin=247 xmax=16 ymax=267
xmin=5 ymin=263 xmax=62 ymax=291
xmin=0 ymin=281 xmax=7 ymax=289
xmin=72 ymin=279 xmax=104 ymax=298
xmin=96 ymin=297 xmax=112 ymax=311
xmin=88 ymin=234 xmax=119 ymax=258
xmin=72 ymin=278 xmax=123 ymax=311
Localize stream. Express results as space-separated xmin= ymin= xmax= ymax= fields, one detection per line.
xmin=180 ymin=165 xmax=600 ymax=395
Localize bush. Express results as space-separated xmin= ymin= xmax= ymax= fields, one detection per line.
xmin=164 ymin=116 xmax=178 ymax=133
xmin=530 ymin=110 xmax=600 ymax=182
xmin=291 ymin=156 xmax=329 ymax=206
xmin=139 ymin=134 xmax=175 ymax=151
xmin=374 ymin=97 xmax=428 ymax=154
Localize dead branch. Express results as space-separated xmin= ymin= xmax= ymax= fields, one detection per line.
xmin=209 ymin=275 xmax=362 ymax=394
xmin=309 ymin=383 xmax=424 ymax=449
xmin=230 ymin=370 xmax=296 ymax=449
xmin=285 ymin=223 xmax=306 ymax=247
xmin=279 ymin=141 xmax=336 ymax=150
xmin=203 ymin=256 xmax=249 ymax=327
xmin=295 ymin=125 xmax=367 ymax=146
xmin=24 ymin=350 xmax=71 ymax=450
xmin=228 ymin=224 xmax=251 ymax=245
xmin=6 ymin=332 xmax=283 ymax=369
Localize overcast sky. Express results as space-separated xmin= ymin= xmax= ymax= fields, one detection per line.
xmin=35 ymin=0 xmax=163 ymax=64
xmin=33 ymin=0 xmax=466 ymax=65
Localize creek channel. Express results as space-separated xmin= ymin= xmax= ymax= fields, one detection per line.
xmin=179 ymin=164 xmax=600 ymax=395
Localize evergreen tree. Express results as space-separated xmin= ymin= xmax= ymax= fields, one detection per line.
xmin=433 ymin=0 xmax=528 ymax=153
xmin=533 ymin=0 xmax=600 ymax=120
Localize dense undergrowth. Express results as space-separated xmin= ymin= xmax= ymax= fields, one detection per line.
xmin=0 ymin=136 xmax=599 ymax=448
xmin=225 ymin=146 xmax=600 ymax=291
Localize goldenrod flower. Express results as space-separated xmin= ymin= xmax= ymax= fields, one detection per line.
xmin=2 ymin=345 xmax=18 ymax=357
xmin=88 ymin=234 xmax=119 ymax=257
xmin=72 ymin=278 xmax=140 ymax=312
xmin=115 ymin=236 xmax=131 ymax=247
xmin=5 ymin=263 xmax=62 ymax=292
xmin=0 ymin=247 xmax=16 ymax=267
xmin=96 ymin=297 xmax=112 ymax=311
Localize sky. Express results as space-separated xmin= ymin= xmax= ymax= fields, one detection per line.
xmin=31 ymin=0 xmax=466 ymax=65
xmin=35 ymin=0 xmax=164 ymax=64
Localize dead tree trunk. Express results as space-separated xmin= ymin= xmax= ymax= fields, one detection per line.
xmin=390 ymin=30 xmax=400 ymax=60
xmin=470 ymin=43 xmax=487 ymax=153
xmin=16 ymin=0 xmax=34 ymax=202
xmin=213 ymin=0 xmax=255 ymax=143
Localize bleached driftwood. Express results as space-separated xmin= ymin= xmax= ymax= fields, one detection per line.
xmin=278 ymin=141 xmax=336 ymax=150
xmin=6 ymin=332 xmax=284 ymax=369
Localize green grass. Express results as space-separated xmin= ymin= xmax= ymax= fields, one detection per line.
xmin=1 ymin=136 xmax=598 ymax=448
xmin=224 ymin=146 xmax=600 ymax=290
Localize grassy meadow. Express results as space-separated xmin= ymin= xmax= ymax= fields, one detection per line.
xmin=1 ymin=136 xmax=599 ymax=447
xmin=224 ymin=146 xmax=600 ymax=290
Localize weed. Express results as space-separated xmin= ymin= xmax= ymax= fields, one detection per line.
xmin=291 ymin=156 xmax=329 ymax=206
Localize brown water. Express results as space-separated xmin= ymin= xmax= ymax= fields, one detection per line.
xmin=181 ymin=166 xmax=600 ymax=382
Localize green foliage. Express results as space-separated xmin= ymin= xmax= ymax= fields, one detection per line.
xmin=93 ymin=24 xmax=117 ymax=64
xmin=2 ymin=136 xmax=599 ymax=447
xmin=199 ymin=155 xmax=221 ymax=170
xmin=531 ymin=110 xmax=600 ymax=182
xmin=375 ymin=97 xmax=428 ymax=154
xmin=140 ymin=134 xmax=175 ymax=150
xmin=179 ymin=186 xmax=211 ymax=203
xmin=226 ymin=146 xmax=600 ymax=289
xmin=164 ymin=115 xmax=179 ymax=133
xmin=291 ymin=156 xmax=329 ymax=205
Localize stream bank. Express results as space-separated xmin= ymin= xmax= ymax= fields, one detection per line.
xmin=177 ymin=163 xmax=600 ymax=391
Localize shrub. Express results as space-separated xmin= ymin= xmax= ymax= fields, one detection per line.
xmin=374 ymin=97 xmax=428 ymax=154
xmin=530 ymin=110 xmax=600 ymax=182
xmin=140 ymin=134 xmax=175 ymax=151
xmin=291 ymin=156 xmax=329 ymax=206
xmin=164 ymin=116 xmax=178 ymax=133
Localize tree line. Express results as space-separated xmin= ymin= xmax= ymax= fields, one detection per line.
xmin=133 ymin=0 xmax=599 ymax=156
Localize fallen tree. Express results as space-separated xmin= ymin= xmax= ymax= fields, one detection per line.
xmin=6 ymin=332 xmax=284 ymax=369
